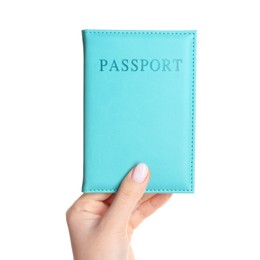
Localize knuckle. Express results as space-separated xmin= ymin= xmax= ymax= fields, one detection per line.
xmin=136 ymin=207 xmax=146 ymax=219
xmin=65 ymin=205 xmax=80 ymax=223
xmin=148 ymin=197 xmax=158 ymax=208
xmin=65 ymin=207 xmax=73 ymax=222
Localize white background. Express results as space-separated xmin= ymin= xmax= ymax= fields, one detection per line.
xmin=0 ymin=0 xmax=260 ymax=259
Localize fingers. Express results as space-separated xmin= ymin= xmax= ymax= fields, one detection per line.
xmin=78 ymin=193 xmax=112 ymax=202
xmin=131 ymin=194 xmax=156 ymax=212
xmin=103 ymin=193 xmax=116 ymax=206
xmin=100 ymin=162 xmax=150 ymax=228
xmin=130 ymin=194 xmax=173 ymax=229
xmin=137 ymin=194 xmax=156 ymax=206
xmin=66 ymin=193 xmax=113 ymax=219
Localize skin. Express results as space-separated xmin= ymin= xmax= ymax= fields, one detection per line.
xmin=66 ymin=164 xmax=172 ymax=260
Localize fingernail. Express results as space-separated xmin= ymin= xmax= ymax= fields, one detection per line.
xmin=131 ymin=163 xmax=149 ymax=183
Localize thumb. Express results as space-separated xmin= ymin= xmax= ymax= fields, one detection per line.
xmin=101 ymin=162 xmax=150 ymax=228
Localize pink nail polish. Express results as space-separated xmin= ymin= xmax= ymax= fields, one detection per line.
xmin=131 ymin=163 xmax=149 ymax=183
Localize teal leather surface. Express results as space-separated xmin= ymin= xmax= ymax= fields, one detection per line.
xmin=82 ymin=29 xmax=196 ymax=193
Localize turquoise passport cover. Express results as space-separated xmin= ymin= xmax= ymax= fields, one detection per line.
xmin=82 ymin=29 xmax=196 ymax=193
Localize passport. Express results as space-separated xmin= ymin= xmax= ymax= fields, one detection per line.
xmin=82 ymin=29 xmax=196 ymax=193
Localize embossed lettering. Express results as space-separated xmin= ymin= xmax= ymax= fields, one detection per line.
xmin=109 ymin=60 xmax=119 ymax=71
xmin=173 ymin=59 xmax=182 ymax=71
xmin=100 ymin=59 xmax=108 ymax=71
xmin=99 ymin=58 xmax=183 ymax=72
xmin=121 ymin=59 xmax=129 ymax=71
xmin=150 ymin=59 xmax=160 ymax=71
xmin=131 ymin=59 xmax=138 ymax=71
xmin=162 ymin=59 xmax=171 ymax=71
xmin=140 ymin=59 xmax=149 ymax=71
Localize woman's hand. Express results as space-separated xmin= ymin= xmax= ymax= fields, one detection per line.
xmin=66 ymin=162 xmax=172 ymax=260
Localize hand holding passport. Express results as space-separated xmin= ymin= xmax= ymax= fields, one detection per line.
xmin=67 ymin=162 xmax=172 ymax=259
